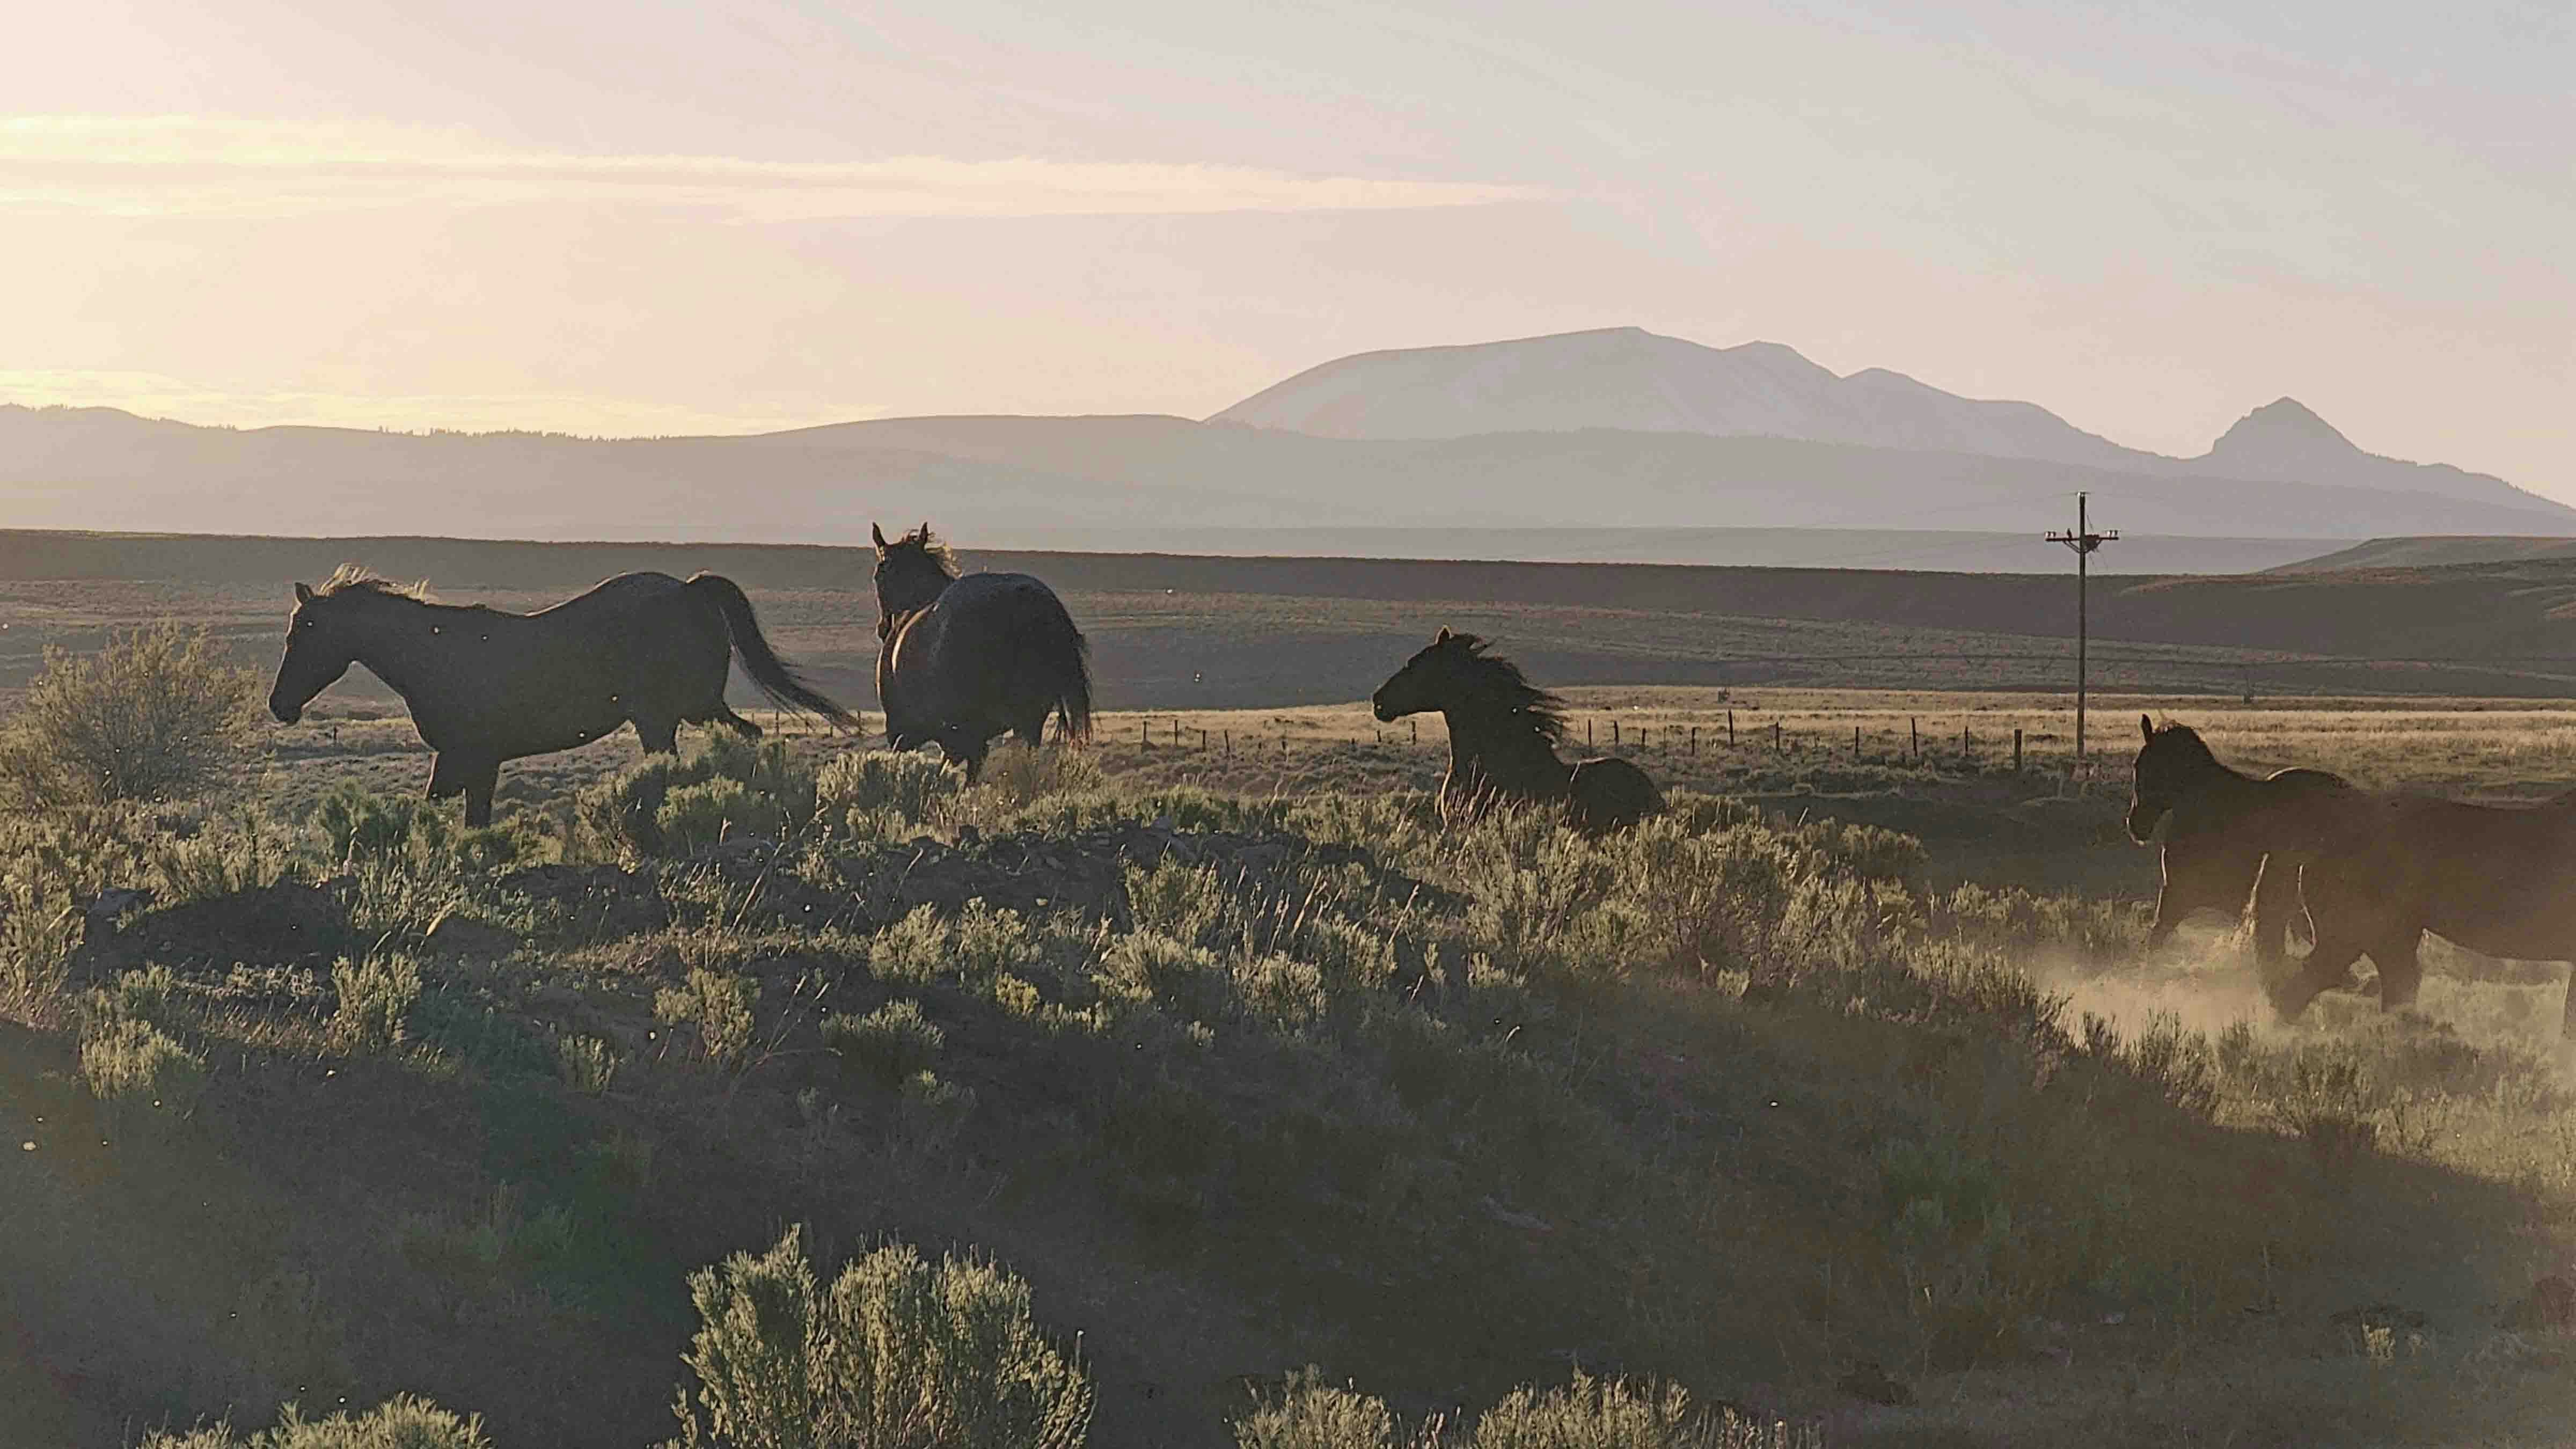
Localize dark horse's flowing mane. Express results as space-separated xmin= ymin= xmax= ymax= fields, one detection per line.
xmin=2145 ymin=717 xmax=2222 ymax=767
xmin=1445 ymin=633 xmax=1569 ymax=747
xmin=312 ymin=564 xmax=434 ymax=601
xmin=890 ymin=525 xmax=961 ymax=581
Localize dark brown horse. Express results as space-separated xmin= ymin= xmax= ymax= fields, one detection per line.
xmin=871 ymin=524 xmax=1093 ymax=784
xmin=1370 ymin=628 xmax=1663 ymax=834
xmin=2127 ymin=716 xmax=2353 ymax=968
xmin=2279 ymin=786 xmax=2576 ymax=1036
xmin=268 ymin=566 xmax=859 ymax=825
xmin=2133 ymin=716 xmax=2576 ymax=1036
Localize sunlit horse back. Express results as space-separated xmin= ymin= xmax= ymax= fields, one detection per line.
xmin=268 ymin=565 xmax=859 ymax=825
xmin=1371 ymin=627 xmax=1662 ymax=834
xmin=871 ymin=524 xmax=1093 ymax=784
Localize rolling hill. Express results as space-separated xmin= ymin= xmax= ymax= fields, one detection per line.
xmin=0 ymin=404 xmax=2557 ymax=554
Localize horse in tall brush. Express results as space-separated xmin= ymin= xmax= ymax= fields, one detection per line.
xmin=1370 ymin=627 xmax=1662 ymax=834
xmin=870 ymin=523 xmax=1093 ymax=784
xmin=268 ymin=566 xmax=860 ymax=825
xmin=2132 ymin=716 xmax=2576 ymax=1037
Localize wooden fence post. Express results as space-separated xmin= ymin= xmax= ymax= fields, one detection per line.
xmin=1910 ymin=716 xmax=1919 ymax=760
xmin=1773 ymin=721 xmax=1782 ymax=752
xmin=2012 ymin=728 xmax=2023 ymax=773
xmin=1853 ymin=725 xmax=1861 ymax=760
xmin=1728 ymin=709 xmax=1736 ymax=748
xmin=1962 ymin=723 xmax=1971 ymax=761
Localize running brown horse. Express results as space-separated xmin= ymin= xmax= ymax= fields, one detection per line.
xmin=268 ymin=566 xmax=860 ymax=825
xmin=871 ymin=524 xmax=1093 ymax=784
xmin=2133 ymin=716 xmax=2576 ymax=1036
xmin=2279 ymin=786 xmax=2576 ymax=1036
xmin=2127 ymin=715 xmax=2354 ymax=968
xmin=1370 ymin=628 xmax=1663 ymax=833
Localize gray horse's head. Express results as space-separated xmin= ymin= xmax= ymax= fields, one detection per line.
xmin=871 ymin=522 xmax=960 ymax=639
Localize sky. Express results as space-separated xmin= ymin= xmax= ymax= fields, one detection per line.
xmin=4 ymin=0 xmax=2570 ymax=496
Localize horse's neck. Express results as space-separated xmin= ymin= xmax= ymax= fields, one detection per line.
xmin=347 ymin=603 xmax=456 ymax=704
xmin=1445 ymin=708 xmax=1571 ymax=793
xmin=2191 ymin=761 xmax=2301 ymax=843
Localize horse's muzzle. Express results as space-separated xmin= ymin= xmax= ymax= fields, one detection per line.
xmin=2123 ymin=801 xmax=2164 ymax=845
xmin=1371 ymin=701 xmax=1397 ymax=723
xmin=269 ymin=698 xmax=302 ymax=725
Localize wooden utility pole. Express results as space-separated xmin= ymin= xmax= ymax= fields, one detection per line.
xmin=2045 ymin=492 xmax=2119 ymax=770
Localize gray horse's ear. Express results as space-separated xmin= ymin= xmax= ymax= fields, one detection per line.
xmin=1435 ymin=625 xmax=1453 ymax=643
xmin=2141 ymin=714 xmax=2154 ymax=741
xmin=870 ymin=523 xmax=888 ymax=550
xmin=295 ymin=582 xmax=313 ymax=604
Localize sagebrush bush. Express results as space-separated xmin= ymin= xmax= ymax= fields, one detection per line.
xmin=1233 ymin=1370 xmax=1424 ymax=1449
xmin=80 ymin=1014 xmax=208 ymax=1122
xmin=1231 ymin=1371 xmax=1816 ymax=1449
xmin=823 ymin=998 xmax=945 ymax=1088
xmin=577 ymin=734 xmax=816 ymax=860
xmin=656 ymin=967 xmax=759 ymax=1067
xmin=0 ymin=623 xmax=262 ymax=807
xmin=668 ymin=1226 xmax=1092 ymax=1449
xmin=328 ymin=953 xmax=423 ymax=1053
xmin=136 ymin=1394 xmax=491 ymax=1448
xmin=868 ymin=901 xmax=1041 ymax=989
xmin=818 ymin=749 xmax=963 ymax=838
xmin=555 ymin=1032 xmax=623 ymax=1094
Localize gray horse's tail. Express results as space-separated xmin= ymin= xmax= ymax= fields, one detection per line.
xmin=685 ymin=573 xmax=862 ymax=729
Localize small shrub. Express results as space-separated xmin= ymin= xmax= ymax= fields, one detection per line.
xmin=668 ymin=1226 xmax=1092 ymax=1449
xmin=868 ymin=901 xmax=1040 ymax=989
xmin=135 ymin=1395 xmax=491 ymax=1448
xmin=656 ymin=967 xmax=758 ymax=1068
xmin=555 ymin=1033 xmax=623 ymax=1094
xmin=817 ymin=750 xmax=961 ymax=836
xmin=152 ymin=809 xmax=302 ymax=903
xmin=1469 ymin=1372 xmax=1811 ymax=1448
xmin=2267 ymin=1044 xmax=2381 ymax=1189
xmin=899 ymin=1070 xmax=979 ymax=1148
xmin=0 ymin=622 xmax=262 ymax=808
xmin=1125 ymin=859 xmax=1227 ymax=946
xmin=658 ymin=778 xmax=787 ymax=855
xmin=823 ymin=998 xmax=945 ymax=1088
xmin=1232 ymin=1370 xmax=1426 ymax=1449
xmin=1 ymin=877 xmax=80 ymax=1018
xmin=328 ymin=953 xmax=423 ymax=1053
xmin=80 ymin=1015 xmax=207 ymax=1122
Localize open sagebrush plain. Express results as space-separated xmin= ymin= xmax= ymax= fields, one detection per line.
xmin=7 ymin=539 xmax=2576 ymax=1448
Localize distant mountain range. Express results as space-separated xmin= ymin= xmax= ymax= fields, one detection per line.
xmin=1217 ymin=327 xmax=2563 ymax=518
xmin=2 ymin=327 xmax=2562 ymax=560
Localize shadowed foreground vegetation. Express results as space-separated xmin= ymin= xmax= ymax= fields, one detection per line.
xmin=5 ymin=648 xmax=2576 ymax=1446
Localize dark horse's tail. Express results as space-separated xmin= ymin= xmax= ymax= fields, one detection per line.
xmin=1041 ymin=592 xmax=1094 ymax=743
xmin=684 ymin=573 xmax=862 ymax=729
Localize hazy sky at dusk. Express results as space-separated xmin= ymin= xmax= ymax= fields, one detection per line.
xmin=4 ymin=1 xmax=2569 ymax=495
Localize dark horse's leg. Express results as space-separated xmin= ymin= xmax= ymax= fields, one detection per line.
xmin=429 ymin=753 xmax=503 ymax=828
xmin=1015 ymin=712 xmax=1048 ymax=749
xmin=2372 ymin=930 xmax=2427 ymax=1012
xmin=942 ymin=727 xmax=990 ymax=785
xmin=634 ymin=716 xmax=681 ymax=755
xmin=715 ymin=706 xmax=763 ymax=739
xmin=460 ymin=761 xmax=501 ymax=829
xmin=2147 ymin=838 xmax=2258 ymax=953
